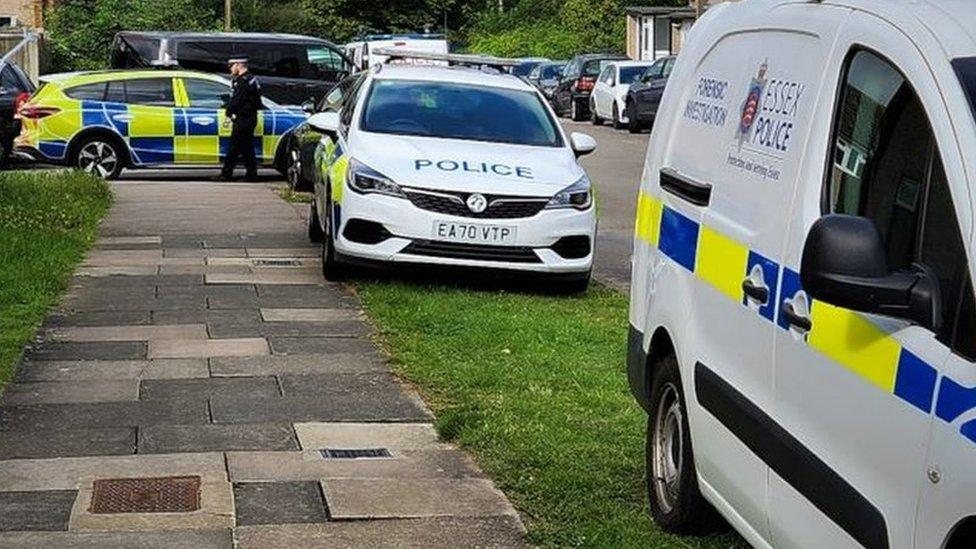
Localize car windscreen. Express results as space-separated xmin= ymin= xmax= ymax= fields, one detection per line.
xmin=512 ymin=62 xmax=540 ymax=77
xmin=541 ymin=65 xmax=564 ymax=79
xmin=361 ymin=79 xmax=562 ymax=147
xmin=619 ymin=66 xmax=647 ymax=85
xmin=953 ymin=57 xmax=976 ymax=122
xmin=582 ymin=59 xmax=615 ymax=77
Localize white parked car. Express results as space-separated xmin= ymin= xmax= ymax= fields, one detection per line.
xmin=629 ymin=0 xmax=976 ymax=547
xmin=590 ymin=61 xmax=654 ymax=129
xmin=305 ymin=63 xmax=598 ymax=291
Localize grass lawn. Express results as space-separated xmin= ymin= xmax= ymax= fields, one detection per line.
xmin=356 ymin=280 xmax=743 ymax=548
xmin=0 ymin=170 xmax=112 ymax=389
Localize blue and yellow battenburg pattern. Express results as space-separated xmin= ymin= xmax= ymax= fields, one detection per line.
xmin=635 ymin=190 xmax=976 ymax=445
xmin=22 ymin=73 xmax=306 ymax=166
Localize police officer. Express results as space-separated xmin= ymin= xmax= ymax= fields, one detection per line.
xmin=221 ymin=56 xmax=263 ymax=181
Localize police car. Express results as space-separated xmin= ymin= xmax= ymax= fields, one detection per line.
xmin=304 ymin=62 xmax=598 ymax=290
xmin=628 ymin=0 xmax=976 ymax=547
xmin=14 ymin=70 xmax=306 ymax=179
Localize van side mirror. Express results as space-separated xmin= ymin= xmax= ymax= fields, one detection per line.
xmin=800 ymin=214 xmax=941 ymax=330
xmin=307 ymin=111 xmax=341 ymax=135
xmin=569 ymin=132 xmax=597 ymax=157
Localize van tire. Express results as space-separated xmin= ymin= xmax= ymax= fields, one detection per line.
xmin=646 ymin=353 xmax=724 ymax=534
xmin=308 ymin=200 xmax=324 ymax=243
xmin=628 ymin=112 xmax=643 ymax=134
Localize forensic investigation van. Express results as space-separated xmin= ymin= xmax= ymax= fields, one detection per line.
xmin=627 ymin=0 xmax=976 ymax=548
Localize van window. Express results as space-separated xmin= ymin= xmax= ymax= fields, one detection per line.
xmin=123 ymin=78 xmax=175 ymax=107
xmin=177 ymin=41 xmax=234 ymax=74
xmin=184 ymin=79 xmax=229 ymax=108
xmin=236 ymin=42 xmax=302 ymax=78
xmin=64 ymin=82 xmax=106 ymax=101
xmin=827 ymin=49 xmax=972 ymax=347
xmin=304 ymin=45 xmax=350 ymax=81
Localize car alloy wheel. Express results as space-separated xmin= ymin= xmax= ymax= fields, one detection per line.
xmin=652 ymin=382 xmax=684 ymax=514
xmin=287 ymin=148 xmax=301 ymax=190
xmin=78 ymin=140 xmax=119 ymax=179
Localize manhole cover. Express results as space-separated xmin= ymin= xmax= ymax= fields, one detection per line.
xmin=90 ymin=476 xmax=201 ymax=514
xmin=320 ymin=448 xmax=392 ymax=459
xmin=252 ymin=259 xmax=301 ymax=267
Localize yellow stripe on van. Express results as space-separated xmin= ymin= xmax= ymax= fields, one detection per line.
xmin=635 ymin=191 xmax=664 ymax=246
xmin=695 ymin=225 xmax=749 ymax=301
xmin=331 ymin=154 xmax=349 ymax=204
xmin=808 ymin=301 xmax=900 ymax=392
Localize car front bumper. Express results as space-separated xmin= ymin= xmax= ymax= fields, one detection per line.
xmin=332 ymin=189 xmax=596 ymax=274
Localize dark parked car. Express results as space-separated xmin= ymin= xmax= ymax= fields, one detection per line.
xmin=552 ymin=53 xmax=627 ymax=121
xmin=0 ymin=60 xmax=34 ymax=168
xmin=510 ymin=58 xmax=549 ymax=77
xmin=527 ymin=61 xmax=565 ymax=99
xmin=111 ymin=32 xmax=354 ymax=105
xmin=284 ymin=72 xmax=365 ymax=192
xmin=623 ymin=55 xmax=675 ymax=133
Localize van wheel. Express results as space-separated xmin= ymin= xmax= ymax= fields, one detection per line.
xmin=74 ymin=135 xmax=124 ymax=179
xmin=591 ymin=100 xmax=603 ymax=126
xmin=308 ymin=199 xmax=324 ymax=243
xmin=628 ymin=111 xmax=643 ymax=134
xmin=321 ymin=188 xmax=346 ymax=281
xmin=647 ymin=353 xmax=723 ymax=534
xmin=612 ymin=104 xmax=624 ymax=130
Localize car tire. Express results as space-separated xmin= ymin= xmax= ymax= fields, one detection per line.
xmin=591 ymin=100 xmax=603 ymax=126
xmin=628 ymin=110 xmax=643 ymax=134
xmin=320 ymin=186 xmax=346 ymax=281
xmin=571 ymin=98 xmax=586 ymax=122
xmin=308 ymin=199 xmax=324 ymax=243
xmin=286 ymin=146 xmax=303 ymax=191
xmin=646 ymin=353 xmax=724 ymax=534
xmin=561 ymin=271 xmax=591 ymax=294
xmin=612 ymin=104 xmax=624 ymax=130
xmin=73 ymin=135 xmax=124 ymax=180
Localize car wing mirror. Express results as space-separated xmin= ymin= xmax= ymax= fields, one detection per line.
xmin=800 ymin=214 xmax=941 ymax=330
xmin=301 ymin=99 xmax=316 ymax=114
xmin=307 ymin=111 xmax=341 ymax=135
xmin=569 ymin=132 xmax=597 ymax=158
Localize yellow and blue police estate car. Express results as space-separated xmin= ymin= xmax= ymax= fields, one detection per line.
xmin=14 ymin=69 xmax=307 ymax=179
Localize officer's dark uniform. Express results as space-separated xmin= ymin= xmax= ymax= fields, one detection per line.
xmin=222 ymin=59 xmax=263 ymax=180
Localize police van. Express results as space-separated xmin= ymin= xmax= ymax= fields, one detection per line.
xmin=628 ymin=0 xmax=976 ymax=547
xmin=303 ymin=60 xmax=598 ymax=291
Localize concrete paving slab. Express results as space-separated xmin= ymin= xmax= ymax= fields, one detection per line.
xmin=68 ymin=479 xmax=234 ymax=532
xmin=99 ymin=236 xmax=162 ymax=246
xmin=235 ymin=517 xmax=528 ymax=548
xmin=0 ymin=529 xmax=233 ymax=548
xmin=84 ymin=250 xmax=161 ymax=265
xmin=206 ymin=294 xmax=261 ymax=310
xmin=138 ymin=377 xmax=280 ymax=401
xmin=0 ymin=452 xmax=227 ymax=491
xmin=294 ymin=422 xmax=440 ymax=451
xmin=245 ymin=248 xmax=318 ymax=258
xmin=138 ymin=423 xmax=298 ymax=454
xmin=163 ymin=248 xmax=247 ymax=259
xmin=0 ymin=400 xmax=210 ymax=431
xmin=279 ymin=373 xmax=416 ymax=402
xmin=156 ymin=285 xmax=258 ymax=298
xmin=77 ymin=266 xmax=159 ymax=277
xmin=159 ymin=265 xmax=252 ymax=276
xmin=211 ymin=393 xmax=431 ymax=424
xmin=147 ymin=338 xmax=270 ymax=359
xmin=261 ymin=308 xmax=363 ymax=322
xmin=0 ymin=490 xmax=76 ymax=532
xmin=14 ymin=359 xmax=208 ymax=382
xmin=46 ymin=325 xmax=208 ymax=342
xmin=205 ymin=272 xmax=323 ymax=285
xmin=151 ymin=308 xmax=263 ymax=326
xmin=1 ymin=381 xmax=138 ymax=405
xmin=323 ymin=478 xmax=516 ymax=520
xmin=0 ymin=428 xmax=135 ymax=460
xmin=207 ymin=320 xmax=369 ymax=339
xmin=44 ymin=311 xmax=151 ymax=328
xmin=24 ymin=341 xmax=147 ymax=362
xmin=268 ymin=337 xmax=376 ymax=356
xmin=206 ymin=257 xmax=318 ymax=267
xmin=233 ymin=481 xmax=326 ymax=526
xmin=227 ymin=449 xmax=481 ymax=482
xmin=209 ymin=354 xmax=384 ymax=377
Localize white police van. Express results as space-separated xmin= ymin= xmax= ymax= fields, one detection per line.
xmin=628 ymin=0 xmax=976 ymax=547
xmin=304 ymin=62 xmax=598 ymax=290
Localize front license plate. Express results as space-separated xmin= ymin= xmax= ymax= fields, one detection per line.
xmin=432 ymin=221 xmax=517 ymax=244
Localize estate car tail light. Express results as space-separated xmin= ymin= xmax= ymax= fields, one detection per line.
xmin=13 ymin=92 xmax=30 ymax=117
xmin=575 ymin=77 xmax=595 ymax=92
xmin=18 ymin=104 xmax=60 ymax=119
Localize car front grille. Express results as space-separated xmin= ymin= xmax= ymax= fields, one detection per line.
xmin=401 ymin=240 xmax=542 ymax=263
xmin=403 ymin=188 xmax=549 ymax=219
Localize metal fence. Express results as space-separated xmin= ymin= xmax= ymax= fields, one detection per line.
xmin=0 ymin=31 xmax=45 ymax=81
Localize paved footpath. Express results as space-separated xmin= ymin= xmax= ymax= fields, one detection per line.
xmin=0 ymin=179 xmax=527 ymax=548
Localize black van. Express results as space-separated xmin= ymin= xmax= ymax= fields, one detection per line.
xmin=111 ymin=32 xmax=354 ymax=105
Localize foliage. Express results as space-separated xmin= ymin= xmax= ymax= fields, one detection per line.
xmin=0 ymin=170 xmax=112 ymax=390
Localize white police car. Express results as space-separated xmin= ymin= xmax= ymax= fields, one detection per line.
xmin=629 ymin=0 xmax=976 ymax=547
xmin=304 ymin=62 xmax=598 ymax=290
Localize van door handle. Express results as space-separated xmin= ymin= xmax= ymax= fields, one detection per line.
xmin=781 ymin=301 xmax=812 ymax=332
xmin=660 ymin=168 xmax=712 ymax=206
xmin=742 ymin=279 xmax=769 ymax=305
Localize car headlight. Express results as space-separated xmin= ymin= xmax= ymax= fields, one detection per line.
xmin=546 ymin=175 xmax=592 ymax=210
xmin=346 ymin=158 xmax=405 ymax=198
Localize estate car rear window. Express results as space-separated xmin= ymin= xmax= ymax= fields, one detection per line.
xmin=619 ymin=67 xmax=647 ymax=85
xmin=361 ymin=79 xmax=562 ymax=147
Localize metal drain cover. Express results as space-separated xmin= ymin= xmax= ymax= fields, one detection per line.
xmin=320 ymin=448 xmax=392 ymax=459
xmin=252 ymin=259 xmax=301 ymax=267
xmin=90 ymin=476 xmax=201 ymax=514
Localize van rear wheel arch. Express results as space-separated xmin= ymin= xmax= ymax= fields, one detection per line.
xmin=945 ymin=517 xmax=976 ymax=549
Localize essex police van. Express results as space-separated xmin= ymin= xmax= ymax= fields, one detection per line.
xmin=628 ymin=0 xmax=976 ymax=547
xmin=303 ymin=62 xmax=598 ymax=290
